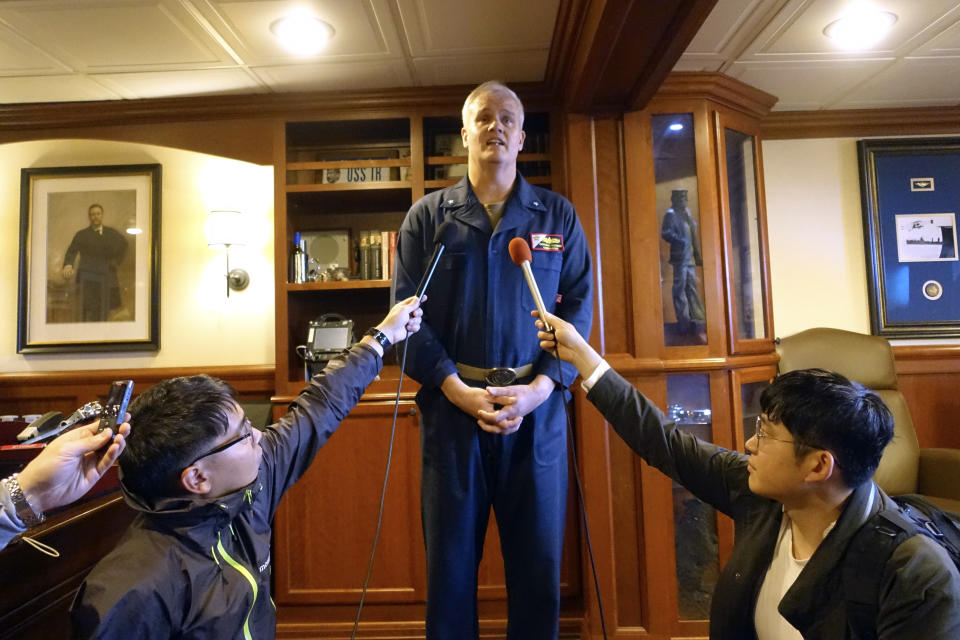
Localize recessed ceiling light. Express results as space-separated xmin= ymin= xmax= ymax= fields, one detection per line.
xmin=823 ymin=4 xmax=897 ymax=50
xmin=668 ymin=122 xmax=684 ymax=131
xmin=271 ymin=12 xmax=334 ymax=57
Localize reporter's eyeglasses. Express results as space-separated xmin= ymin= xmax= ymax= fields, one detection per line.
xmin=754 ymin=415 xmax=796 ymax=445
xmin=188 ymin=416 xmax=253 ymax=465
xmin=753 ymin=415 xmax=842 ymax=467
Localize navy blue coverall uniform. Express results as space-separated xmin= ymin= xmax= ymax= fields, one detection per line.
xmin=392 ymin=174 xmax=593 ymax=639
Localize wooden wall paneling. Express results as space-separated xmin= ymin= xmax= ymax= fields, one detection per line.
xmin=621 ymin=110 xmax=664 ymax=358
xmin=0 ymin=365 xmax=274 ymax=419
xmin=762 ymin=105 xmax=960 ymax=140
xmin=573 ymin=388 xmax=619 ymax=639
xmin=409 ymin=114 xmax=425 ymax=198
xmin=273 ymin=401 xmax=425 ymax=609
xmin=894 ymin=346 xmax=960 ymax=450
xmin=633 ymin=375 xmax=682 ymax=638
xmin=562 ymin=113 xmax=605 ymax=350
xmin=593 ymin=115 xmax=634 ymax=354
xmin=0 ymin=495 xmax=136 ymax=639
xmin=274 ymin=119 xmax=293 ymax=396
xmin=708 ymin=369 xmax=737 ymax=585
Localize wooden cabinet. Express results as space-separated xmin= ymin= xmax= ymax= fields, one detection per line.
xmin=565 ymin=74 xmax=781 ymax=639
xmin=271 ymin=106 xmax=576 ymax=637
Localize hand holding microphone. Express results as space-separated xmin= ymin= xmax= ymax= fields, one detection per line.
xmin=508 ymin=237 xmax=552 ymax=332
xmin=532 ymin=309 xmax=602 ymax=378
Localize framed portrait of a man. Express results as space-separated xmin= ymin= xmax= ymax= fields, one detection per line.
xmin=17 ymin=164 xmax=161 ymax=353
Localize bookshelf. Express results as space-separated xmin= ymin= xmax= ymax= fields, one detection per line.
xmin=274 ymin=110 xmax=554 ymax=396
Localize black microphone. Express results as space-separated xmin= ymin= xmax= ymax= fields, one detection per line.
xmin=508 ymin=237 xmax=553 ymax=332
xmin=415 ymin=221 xmax=457 ymax=298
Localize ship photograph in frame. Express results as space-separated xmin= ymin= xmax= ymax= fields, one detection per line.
xmin=858 ymin=137 xmax=960 ymax=338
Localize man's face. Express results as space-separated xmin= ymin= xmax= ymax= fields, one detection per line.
xmin=193 ymin=402 xmax=263 ymax=498
xmin=672 ymin=194 xmax=687 ymax=210
xmin=744 ymin=415 xmax=812 ymax=501
xmin=461 ymin=90 xmax=525 ymax=166
xmin=88 ymin=206 xmax=104 ymax=227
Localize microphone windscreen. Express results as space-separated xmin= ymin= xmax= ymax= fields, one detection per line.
xmin=508 ymin=237 xmax=532 ymax=266
xmin=433 ymin=220 xmax=457 ymax=247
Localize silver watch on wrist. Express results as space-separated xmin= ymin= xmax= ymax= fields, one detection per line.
xmin=2 ymin=473 xmax=44 ymax=527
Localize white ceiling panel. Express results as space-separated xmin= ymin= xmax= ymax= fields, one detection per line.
xmin=252 ymin=58 xmax=413 ymax=92
xmin=397 ymin=0 xmax=558 ymax=56
xmin=911 ymin=16 xmax=960 ymax=56
xmin=741 ymin=0 xmax=960 ymax=59
xmin=94 ymin=68 xmax=265 ymax=99
xmin=412 ymin=51 xmax=549 ymax=86
xmin=0 ymin=0 xmax=957 ymax=110
xmin=0 ymin=22 xmax=71 ymax=74
xmin=0 ymin=75 xmax=123 ymax=104
xmin=673 ymin=0 xmax=960 ymax=110
xmin=0 ymin=1 xmax=235 ymax=71
xmin=831 ymin=57 xmax=960 ymax=108
xmin=673 ymin=52 xmax=727 ymax=72
xmin=195 ymin=0 xmax=404 ymax=65
xmin=729 ymin=58 xmax=894 ymax=110
xmin=683 ymin=0 xmax=774 ymax=56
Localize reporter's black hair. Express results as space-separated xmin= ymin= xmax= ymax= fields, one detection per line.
xmin=760 ymin=368 xmax=893 ymax=487
xmin=120 ymin=374 xmax=236 ymax=501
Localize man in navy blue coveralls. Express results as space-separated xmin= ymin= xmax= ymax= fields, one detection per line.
xmin=392 ymin=81 xmax=593 ymax=639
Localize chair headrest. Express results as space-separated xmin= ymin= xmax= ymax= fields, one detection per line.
xmin=777 ymin=327 xmax=897 ymax=390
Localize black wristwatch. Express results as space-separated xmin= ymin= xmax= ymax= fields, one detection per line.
xmin=364 ymin=327 xmax=391 ymax=350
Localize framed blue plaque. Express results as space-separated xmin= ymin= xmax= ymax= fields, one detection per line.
xmin=858 ymin=138 xmax=960 ymax=337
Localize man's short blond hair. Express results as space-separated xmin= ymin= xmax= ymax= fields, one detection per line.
xmin=461 ymin=81 xmax=525 ymax=129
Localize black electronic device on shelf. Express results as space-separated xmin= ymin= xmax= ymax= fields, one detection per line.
xmin=296 ymin=313 xmax=355 ymax=379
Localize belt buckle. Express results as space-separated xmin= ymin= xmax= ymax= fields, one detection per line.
xmin=484 ymin=367 xmax=517 ymax=386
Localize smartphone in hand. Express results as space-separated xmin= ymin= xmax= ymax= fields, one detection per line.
xmin=99 ymin=380 xmax=134 ymax=434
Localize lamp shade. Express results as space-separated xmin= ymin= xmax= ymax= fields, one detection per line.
xmin=206 ymin=210 xmax=246 ymax=248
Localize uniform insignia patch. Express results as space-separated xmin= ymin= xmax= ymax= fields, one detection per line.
xmin=530 ymin=233 xmax=564 ymax=252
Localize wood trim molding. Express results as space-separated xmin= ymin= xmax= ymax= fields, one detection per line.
xmin=762 ymin=105 xmax=960 ymax=140
xmin=0 ymin=365 xmax=274 ymax=411
xmin=654 ymin=72 xmax=778 ymax=119
xmin=0 ymin=84 xmax=552 ymax=133
xmin=893 ymin=344 xmax=960 ymax=375
xmin=605 ymin=352 xmax=780 ymax=375
xmin=0 ymin=364 xmax=273 ymax=389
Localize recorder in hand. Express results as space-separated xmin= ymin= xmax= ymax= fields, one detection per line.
xmin=98 ymin=380 xmax=133 ymax=434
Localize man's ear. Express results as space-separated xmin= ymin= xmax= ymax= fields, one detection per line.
xmin=519 ymin=129 xmax=526 ymax=150
xmin=181 ymin=464 xmax=211 ymax=495
xmin=803 ymin=449 xmax=839 ymax=484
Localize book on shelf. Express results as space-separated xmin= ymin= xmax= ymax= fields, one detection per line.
xmin=353 ymin=230 xmax=399 ymax=281
xmin=387 ymin=231 xmax=397 ymax=281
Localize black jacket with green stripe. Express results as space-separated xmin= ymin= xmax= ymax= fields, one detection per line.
xmin=71 ymin=344 xmax=382 ymax=639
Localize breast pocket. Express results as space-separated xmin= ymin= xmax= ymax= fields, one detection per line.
xmin=522 ymin=251 xmax=563 ymax=313
xmin=425 ymin=252 xmax=467 ymax=331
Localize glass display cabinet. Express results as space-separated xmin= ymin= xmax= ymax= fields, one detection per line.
xmin=573 ymin=73 xmax=779 ymax=639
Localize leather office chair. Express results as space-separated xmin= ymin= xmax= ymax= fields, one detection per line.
xmin=777 ymin=327 xmax=960 ymax=513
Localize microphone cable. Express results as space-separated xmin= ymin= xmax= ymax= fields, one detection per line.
xmin=547 ymin=327 xmax=609 ymax=640
xmin=350 ymin=335 xmax=412 ymax=640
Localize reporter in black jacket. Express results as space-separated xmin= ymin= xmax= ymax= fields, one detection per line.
xmin=532 ymin=310 xmax=960 ymax=639
xmin=71 ymin=297 xmax=423 ymax=639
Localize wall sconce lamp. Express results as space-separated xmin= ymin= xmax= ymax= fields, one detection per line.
xmin=206 ymin=210 xmax=250 ymax=297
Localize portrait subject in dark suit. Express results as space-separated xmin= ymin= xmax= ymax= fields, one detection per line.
xmin=61 ymin=203 xmax=128 ymax=322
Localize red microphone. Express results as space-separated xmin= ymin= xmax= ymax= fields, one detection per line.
xmin=508 ymin=237 xmax=553 ymax=332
